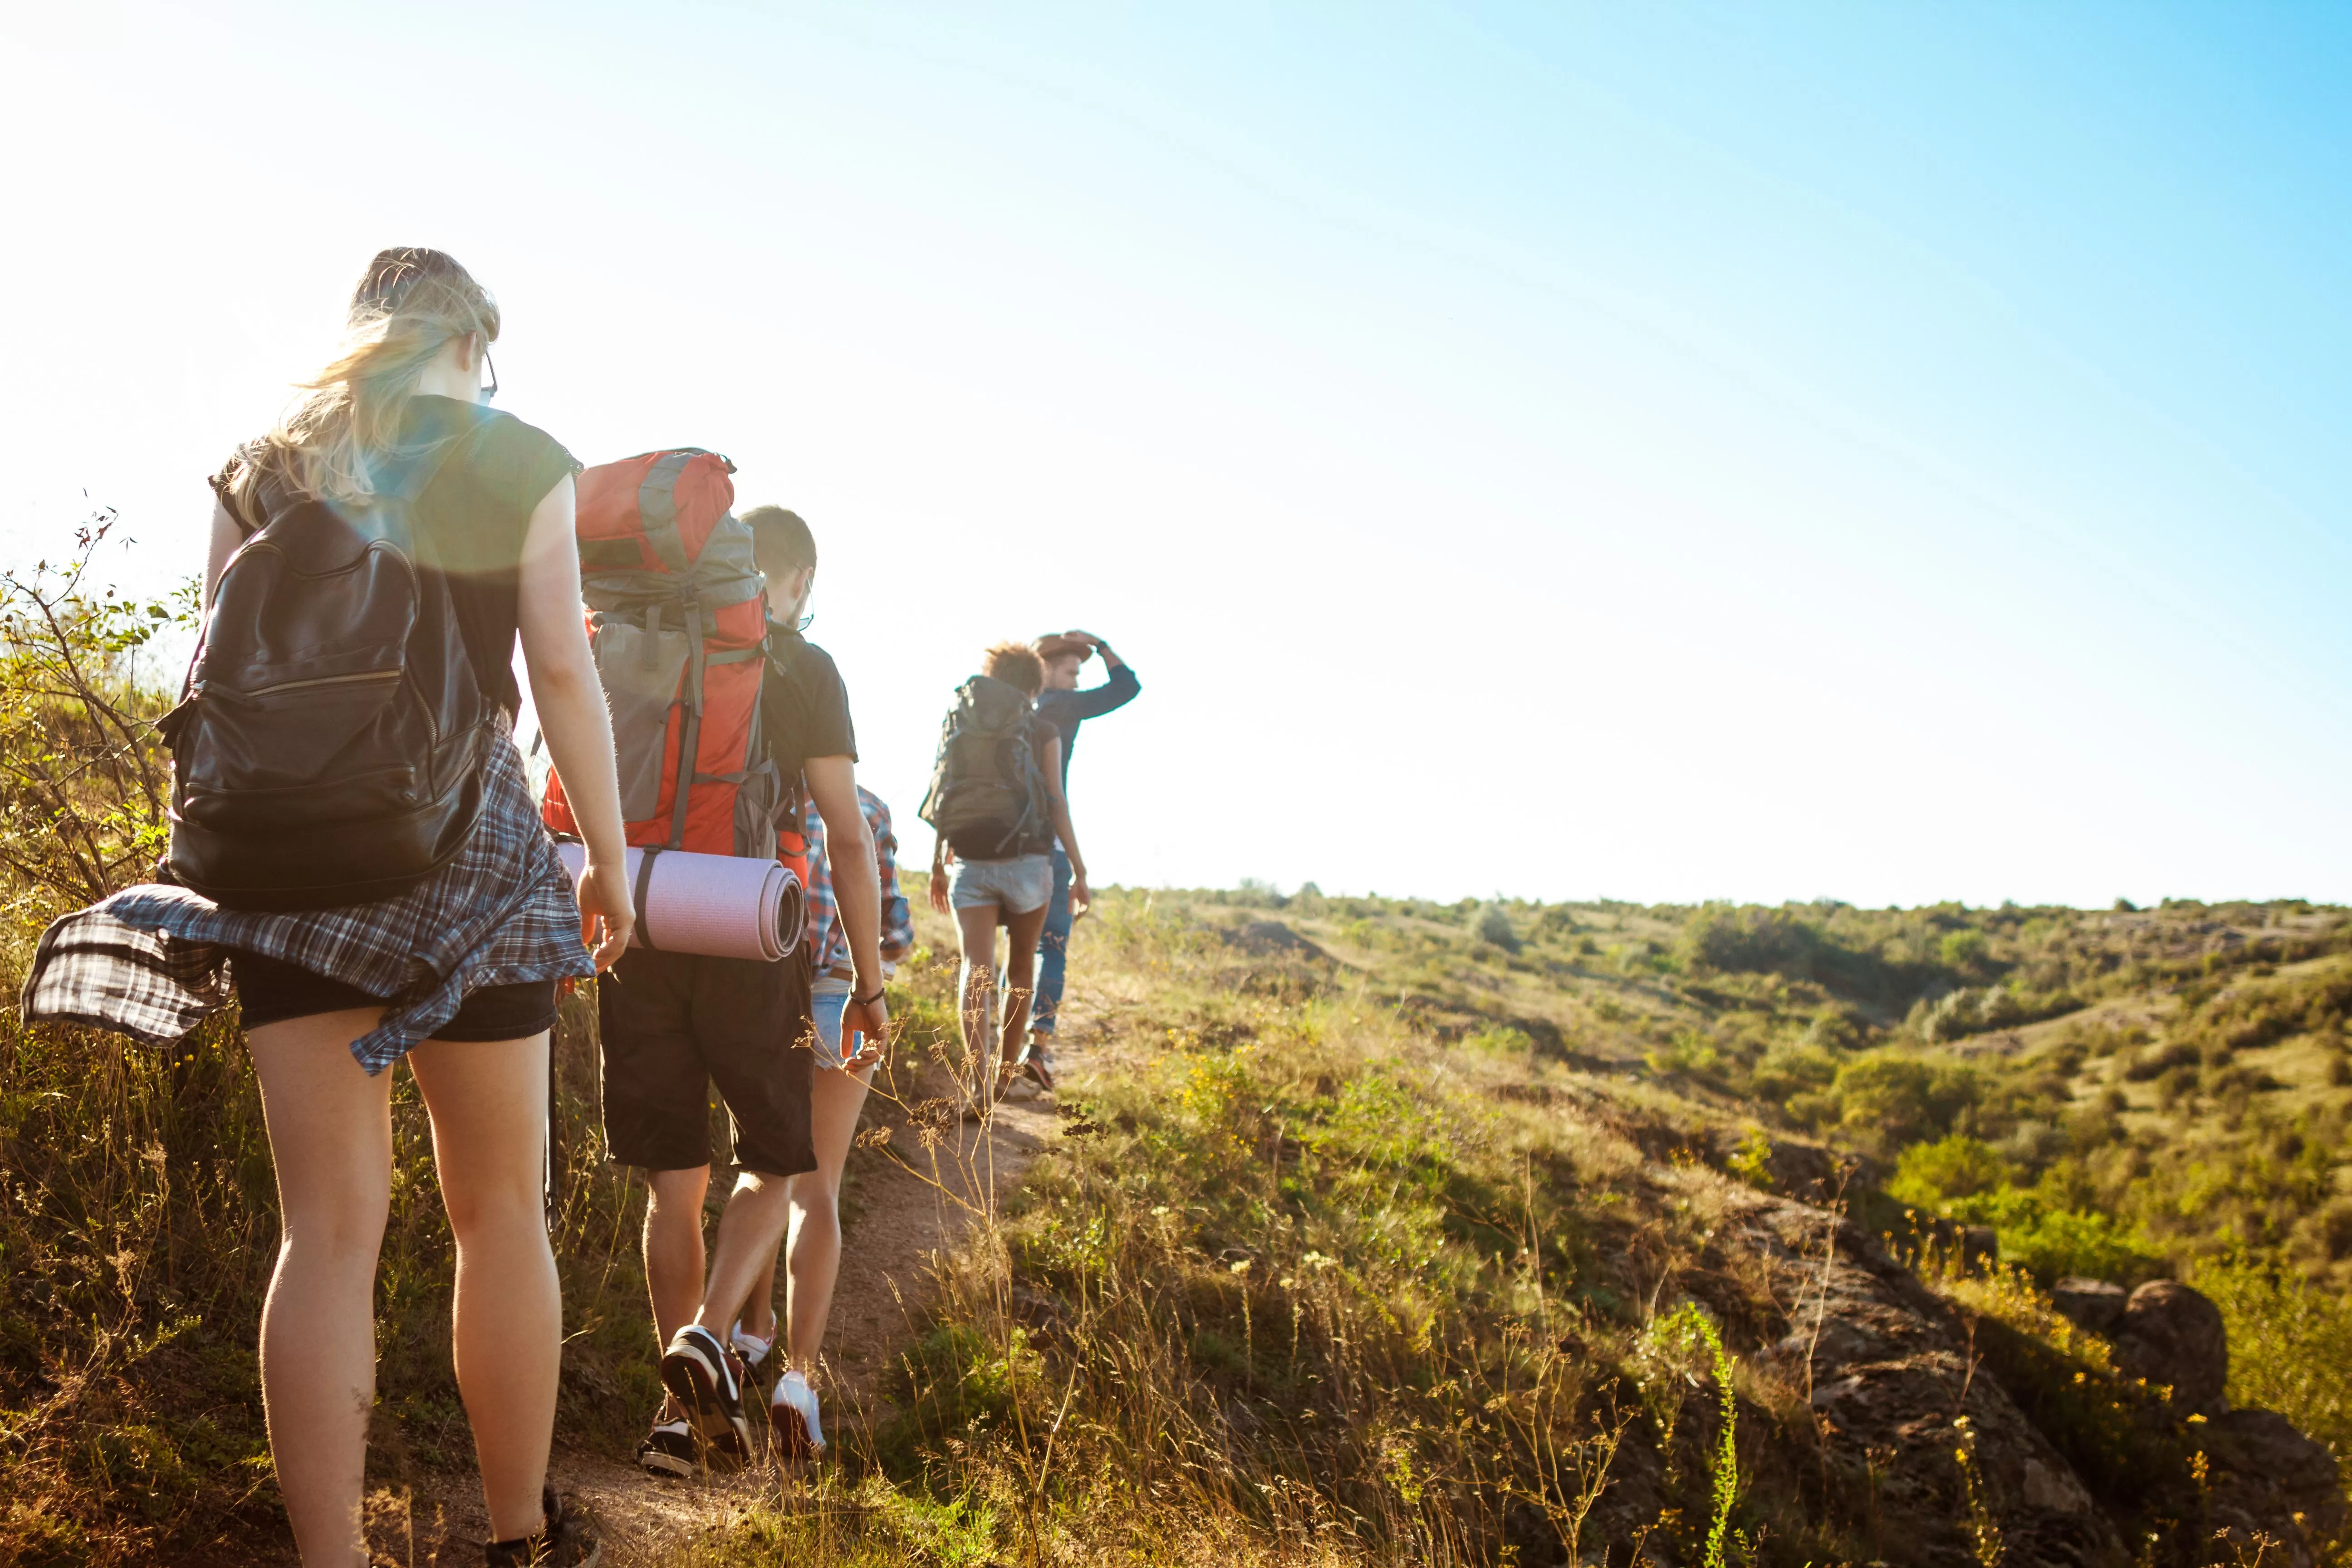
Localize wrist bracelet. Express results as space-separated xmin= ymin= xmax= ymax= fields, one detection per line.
xmin=851 ymin=987 xmax=888 ymax=1008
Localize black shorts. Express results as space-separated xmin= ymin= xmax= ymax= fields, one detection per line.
xmin=598 ymin=946 xmax=815 ymax=1177
xmin=232 ymin=949 xmax=559 ymax=1041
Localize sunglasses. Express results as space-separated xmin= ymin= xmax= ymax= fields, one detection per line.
xmin=479 ymin=346 xmax=499 ymax=404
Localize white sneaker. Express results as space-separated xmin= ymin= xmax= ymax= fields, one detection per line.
xmin=729 ymin=1322 xmax=775 ymax=1398
xmin=769 ymin=1369 xmax=827 ymax=1464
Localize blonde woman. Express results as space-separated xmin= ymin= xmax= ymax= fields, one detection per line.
xmin=25 ymin=249 xmax=631 ymax=1566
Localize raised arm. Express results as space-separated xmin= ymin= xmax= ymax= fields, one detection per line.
xmin=515 ymin=473 xmax=633 ymax=968
xmin=1057 ymin=631 xmax=1140 ymax=719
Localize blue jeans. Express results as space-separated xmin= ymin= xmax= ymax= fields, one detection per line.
xmin=1033 ymin=844 xmax=1073 ymax=1037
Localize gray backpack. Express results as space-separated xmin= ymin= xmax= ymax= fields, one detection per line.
xmin=917 ymin=675 xmax=1053 ymax=861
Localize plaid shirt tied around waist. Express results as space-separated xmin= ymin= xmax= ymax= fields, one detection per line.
xmin=19 ymin=719 xmax=592 ymax=1074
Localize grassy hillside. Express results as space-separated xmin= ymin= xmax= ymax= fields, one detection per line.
xmin=9 ymin=549 xmax=2352 ymax=1564
xmin=677 ymin=887 xmax=2352 ymax=1565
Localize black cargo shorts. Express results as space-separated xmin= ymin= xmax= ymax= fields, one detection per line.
xmin=597 ymin=945 xmax=816 ymax=1177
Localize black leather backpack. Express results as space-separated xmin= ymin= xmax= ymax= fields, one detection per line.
xmin=160 ymin=452 xmax=491 ymax=910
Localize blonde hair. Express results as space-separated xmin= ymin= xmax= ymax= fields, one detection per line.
xmin=982 ymin=640 xmax=1045 ymax=695
xmin=252 ymin=248 xmax=501 ymax=506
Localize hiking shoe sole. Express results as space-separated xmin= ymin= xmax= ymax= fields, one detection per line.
xmin=660 ymin=1329 xmax=753 ymax=1469
xmin=636 ymin=1420 xmax=698 ymax=1480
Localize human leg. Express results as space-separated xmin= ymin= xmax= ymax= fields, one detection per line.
xmin=955 ymin=902 xmax=1005 ymax=1095
xmin=741 ymin=981 xmax=851 ymax=1349
xmin=245 ymin=1008 xmax=396 ymax=1568
xmin=1032 ymin=843 xmax=1073 ymax=1039
xmin=642 ymin=1163 xmax=745 ymax=1473
xmin=998 ymin=902 xmax=1051 ymax=1088
xmin=596 ymin=948 xmax=719 ymax=1362
xmin=406 ymin=1030 xmax=561 ymax=1543
xmin=691 ymin=951 xmax=815 ymax=1335
xmin=643 ymin=1166 xmax=712 ymax=1357
xmin=784 ymin=1060 xmax=876 ymax=1369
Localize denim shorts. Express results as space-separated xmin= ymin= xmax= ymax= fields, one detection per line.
xmin=948 ymin=853 xmax=1052 ymax=916
xmin=810 ymin=977 xmax=853 ymax=1072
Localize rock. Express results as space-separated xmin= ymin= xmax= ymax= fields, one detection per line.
xmin=2051 ymin=1277 xmax=2129 ymax=1335
xmin=2110 ymin=1280 xmax=2228 ymax=1413
xmin=1731 ymin=1199 xmax=2125 ymax=1566
xmin=2201 ymin=1407 xmax=2349 ymax=1568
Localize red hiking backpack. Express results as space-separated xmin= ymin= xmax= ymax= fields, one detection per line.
xmin=542 ymin=449 xmax=792 ymax=867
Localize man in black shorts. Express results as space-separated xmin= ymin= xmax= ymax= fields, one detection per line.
xmin=605 ymin=504 xmax=888 ymax=1476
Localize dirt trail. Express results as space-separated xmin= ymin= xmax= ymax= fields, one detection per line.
xmin=351 ymin=1033 xmax=1081 ymax=1567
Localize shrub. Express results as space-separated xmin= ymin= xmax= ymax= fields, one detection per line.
xmin=1475 ymin=901 xmax=1521 ymax=953
xmin=1675 ymin=904 xmax=1815 ymax=976
xmin=1938 ymin=929 xmax=1991 ymax=973
xmin=1888 ymin=1135 xmax=2014 ymax=1206
xmin=1817 ymin=1050 xmax=1980 ymax=1156
xmin=2191 ymin=1254 xmax=2352 ymax=1459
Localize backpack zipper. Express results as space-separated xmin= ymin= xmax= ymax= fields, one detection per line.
xmin=243 ymin=669 xmax=403 ymax=697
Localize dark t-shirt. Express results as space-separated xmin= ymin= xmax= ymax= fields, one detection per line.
xmin=1034 ymin=662 xmax=1140 ymax=789
xmin=761 ymin=628 xmax=858 ymax=792
xmin=211 ymin=395 xmax=580 ymax=714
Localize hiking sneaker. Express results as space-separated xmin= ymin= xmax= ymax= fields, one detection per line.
xmin=1023 ymin=1036 xmax=1057 ymax=1092
xmin=729 ymin=1323 xmax=777 ymax=1403
xmin=635 ymin=1416 xmax=697 ymax=1480
xmin=660 ymin=1323 xmax=753 ymax=1468
xmin=769 ymin=1369 xmax=827 ymax=1465
xmin=485 ymin=1487 xmax=602 ymax=1566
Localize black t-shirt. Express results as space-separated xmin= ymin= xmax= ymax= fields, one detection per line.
xmin=211 ymin=396 xmax=580 ymax=714
xmin=761 ymin=629 xmax=857 ymax=792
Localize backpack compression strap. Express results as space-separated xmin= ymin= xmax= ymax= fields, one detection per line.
xmin=633 ymin=451 xmax=707 ymax=576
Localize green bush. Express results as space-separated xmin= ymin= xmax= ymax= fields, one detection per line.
xmin=1809 ymin=1050 xmax=1980 ymax=1156
xmin=1676 ymin=904 xmax=1814 ymax=976
xmin=2191 ymin=1253 xmax=2352 ymax=1458
xmin=1475 ymin=902 xmax=1521 ymax=953
xmin=1888 ymin=1135 xmax=2014 ymax=1205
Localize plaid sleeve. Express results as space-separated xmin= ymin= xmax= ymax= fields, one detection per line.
xmin=861 ymin=788 xmax=913 ymax=960
xmin=19 ymin=909 xmax=230 ymax=1046
xmin=802 ymin=795 xmax=840 ymax=969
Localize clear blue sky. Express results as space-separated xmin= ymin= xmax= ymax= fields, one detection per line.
xmin=4 ymin=3 xmax=2346 ymax=907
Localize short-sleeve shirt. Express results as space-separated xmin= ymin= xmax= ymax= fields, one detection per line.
xmin=210 ymin=395 xmax=580 ymax=715
xmin=761 ymin=629 xmax=858 ymax=792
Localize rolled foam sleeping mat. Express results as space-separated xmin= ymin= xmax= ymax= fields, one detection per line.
xmin=552 ymin=841 xmax=806 ymax=961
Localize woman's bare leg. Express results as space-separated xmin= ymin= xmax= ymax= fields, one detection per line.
xmin=955 ymin=903 xmax=1005 ymax=1096
xmin=1000 ymin=903 xmax=1051 ymax=1073
xmin=245 ymin=1008 xmax=396 ymax=1568
xmin=407 ymin=1032 xmax=560 ymax=1543
xmin=784 ymin=1062 xmax=877 ymax=1369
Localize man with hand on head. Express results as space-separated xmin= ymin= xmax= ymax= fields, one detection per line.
xmin=1025 ymin=630 xmax=1139 ymax=1086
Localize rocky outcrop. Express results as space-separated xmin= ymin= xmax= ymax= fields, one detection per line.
xmin=2110 ymin=1280 xmax=2229 ymax=1414
xmin=2203 ymin=1407 xmax=2349 ymax=1568
xmin=2050 ymin=1276 xmax=2128 ymax=1335
xmin=1734 ymin=1196 xmax=2127 ymax=1568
